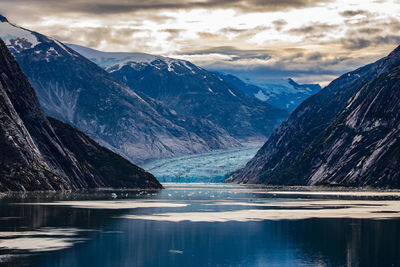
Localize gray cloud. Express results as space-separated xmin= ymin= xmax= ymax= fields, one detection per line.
xmin=0 ymin=0 xmax=332 ymax=15
xmin=341 ymin=38 xmax=371 ymax=50
xmin=341 ymin=35 xmax=400 ymax=50
xmin=218 ymin=26 xmax=270 ymax=41
xmin=203 ymin=48 xmax=380 ymax=85
xmin=1 ymin=0 xmax=398 ymax=87
xmin=182 ymin=46 xmax=273 ymax=61
xmin=272 ymin=19 xmax=287 ymax=31
xmin=46 ymin=26 xmax=147 ymax=50
xmin=340 ymin=10 xmax=370 ymax=17
xmin=220 ymin=26 xmax=269 ymax=34
xmin=183 ymin=46 xmax=272 ymax=55
xmin=287 ymin=23 xmax=338 ymax=35
xmin=162 ymin=29 xmax=185 ymax=41
xmin=306 ymin=52 xmax=323 ymax=61
xmin=357 ymin=27 xmax=382 ymax=35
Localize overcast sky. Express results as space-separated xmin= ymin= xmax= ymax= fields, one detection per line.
xmin=1 ymin=0 xmax=400 ymax=85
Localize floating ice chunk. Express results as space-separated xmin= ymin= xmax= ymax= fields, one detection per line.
xmin=168 ymin=250 xmax=183 ymax=254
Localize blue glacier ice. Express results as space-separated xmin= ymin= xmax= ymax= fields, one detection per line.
xmin=142 ymin=146 xmax=260 ymax=183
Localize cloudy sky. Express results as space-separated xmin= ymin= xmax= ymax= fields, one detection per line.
xmin=1 ymin=0 xmax=400 ymax=86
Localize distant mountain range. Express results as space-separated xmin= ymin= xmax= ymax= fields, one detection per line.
xmin=217 ymin=73 xmax=321 ymax=110
xmin=68 ymin=43 xmax=288 ymax=141
xmin=227 ymin=45 xmax=400 ymax=188
xmin=0 ymin=38 xmax=161 ymax=191
xmin=68 ymin=43 xmax=320 ymax=112
xmin=0 ymin=16 xmax=250 ymax=165
xmin=0 ymin=16 xmax=288 ymax=165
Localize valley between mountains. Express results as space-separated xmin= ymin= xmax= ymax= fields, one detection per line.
xmin=0 ymin=13 xmax=399 ymax=190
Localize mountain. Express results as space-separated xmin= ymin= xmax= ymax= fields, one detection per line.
xmin=227 ymin=45 xmax=400 ymax=188
xmin=0 ymin=38 xmax=162 ymax=191
xmin=68 ymin=44 xmax=288 ymax=142
xmin=0 ymin=16 xmax=240 ymax=165
xmin=217 ymin=73 xmax=321 ymax=111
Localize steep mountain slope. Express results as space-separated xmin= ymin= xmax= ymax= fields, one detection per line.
xmin=48 ymin=118 xmax=162 ymax=189
xmin=227 ymin=45 xmax=400 ymax=188
xmin=68 ymin=44 xmax=288 ymax=141
xmin=0 ymin=38 xmax=161 ymax=191
xmin=217 ymin=73 xmax=321 ymax=110
xmin=0 ymin=16 xmax=239 ymax=164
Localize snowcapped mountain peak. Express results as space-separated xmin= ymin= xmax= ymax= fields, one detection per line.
xmin=106 ymin=57 xmax=199 ymax=75
xmin=66 ymin=43 xmax=196 ymax=74
xmin=104 ymin=55 xmax=180 ymax=72
xmin=66 ymin=43 xmax=160 ymax=68
xmin=217 ymin=73 xmax=321 ymax=111
xmin=0 ymin=18 xmax=79 ymax=62
xmin=67 ymin=43 xmax=163 ymax=67
xmin=0 ymin=16 xmax=41 ymax=53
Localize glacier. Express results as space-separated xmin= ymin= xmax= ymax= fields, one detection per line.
xmin=142 ymin=146 xmax=260 ymax=183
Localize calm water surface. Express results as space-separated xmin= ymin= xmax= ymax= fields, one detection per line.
xmin=0 ymin=184 xmax=400 ymax=267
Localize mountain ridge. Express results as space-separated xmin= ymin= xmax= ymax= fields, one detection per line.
xmin=0 ymin=38 xmax=162 ymax=191
xmin=217 ymin=72 xmax=321 ymax=110
xmin=67 ymin=43 xmax=289 ymax=141
xmin=0 ymin=16 xmax=241 ymax=165
xmin=227 ymin=45 xmax=400 ymax=188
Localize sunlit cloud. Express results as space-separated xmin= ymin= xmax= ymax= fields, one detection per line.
xmin=0 ymin=0 xmax=399 ymax=85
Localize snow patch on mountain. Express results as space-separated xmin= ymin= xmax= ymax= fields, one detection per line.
xmin=181 ymin=61 xmax=196 ymax=74
xmin=51 ymin=38 xmax=75 ymax=57
xmin=254 ymin=90 xmax=269 ymax=101
xmin=45 ymin=47 xmax=60 ymax=62
xmin=227 ymin=89 xmax=236 ymax=97
xmin=217 ymin=73 xmax=321 ymax=111
xmin=0 ymin=20 xmax=39 ymax=51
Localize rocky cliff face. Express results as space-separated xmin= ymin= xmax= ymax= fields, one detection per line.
xmin=0 ymin=17 xmax=240 ymax=165
xmin=0 ymin=38 xmax=162 ymax=191
xmin=48 ymin=118 xmax=162 ymax=189
xmin=227 ymin=45 xmax=400 ymax=188
xmin=68 ymin=44 xmax=288 ymax=141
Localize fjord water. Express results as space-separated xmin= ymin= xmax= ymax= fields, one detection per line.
xmin=1 ymin=184 xmax=400 ymax=267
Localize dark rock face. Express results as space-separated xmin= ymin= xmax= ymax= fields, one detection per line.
xmin=227 ymin=46 xmax=400 ymax=188
xmin=0 ymin=39 xmax=162 ymax=191
xmin=0 ymin=17 xmax=239 ymax=164
xmin=217 ymin=73 xmax=321 ymax=111
xmin=48 ymin=118 xmax=162 ymax=189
